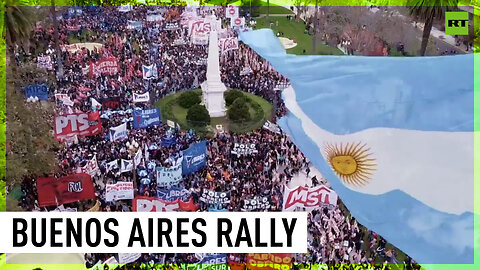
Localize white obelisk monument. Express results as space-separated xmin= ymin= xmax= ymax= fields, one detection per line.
xmin=201 ymin=16 xmax=227 ymax=118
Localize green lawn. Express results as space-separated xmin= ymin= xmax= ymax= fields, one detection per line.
xmin=154 ymin=89 xmax=273 ymax=134
xmin=254 ymin=17 xmax=344 ymax=55
xmin=257 ymin=5 xmax=294 ymax=15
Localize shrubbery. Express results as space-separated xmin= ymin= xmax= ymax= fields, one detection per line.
xmin=224 ymin=90 xmax=245 ymax=106
xmin=178 ymin=91 xmax=201 ymax=109
xmin=186 ymin=104 xmax=211 ymax=126
xmin=227 ymin=97 xmax=251 ymax=122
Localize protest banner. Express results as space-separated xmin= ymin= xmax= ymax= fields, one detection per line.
xmin=225 ymin=6 xmax=239 ymax=19
xmin=164 ymin=21 xmax=180 ymax=30
xmin=127 ymin=20 xmax=143 ymax=30
xmin=78 ymin=155 xmax=99 ymax=176
xmin=133 ymin=92 xmax=150 ymax=103
xmin=283 ymin=185 xmax=338 ymax=211
xmin=263 ymin=120 xmax=282 ymax=134
xmin=134 ymin=148 xmax=143 ymax=166
xmin=156 ymin=163 xmax=183 ymax=187
xmin=147 ymin=14 xmax=163 ymax=21
xmin=90 ymin=57 xmax=119 ymax=78
xmin=54 ymin=112 xmax=102 ymax=141
xmin=133 ymin=196 xmax=197 ymax=212
xmin=161 ymin=136 xmax=177 ymax=147
xmin=120 ymin=159 xmax=134 ymax=173
xmin=189 ymin=19 xmax=212 ymax=45
xmin=118 ymin=5 xmax=132 ymax=12
xmin=24 ymin=84 xmax=49 ymax=101
xmin=231 ymin=17 xmax=245 ymax=29
xmin=61 ymin=43 xmax=103 ymax=53
xmin=50 ymin=205 xmax=78 ymax=212
xmin=231 ymin=143 xmax=258 ymax=156
xmin=37 ymin=55 xmax=53 ymax=70
xmin=219 ymin=37 xmax=239 ymax=53
xmin=242 ymin=196 xmax=271 ymax=211
xmin=142 ymin=64 xmax=158 ymax=80
xmin=109 ymin=123 xmax=128 ymax=142
xmin=197 ymin=254 xmax=227 ymax=265
xmin=105 ymin=182 xmax=134 ymax=202
xmin=182 ymin=141 xmax=207 ymax=175
xmin=102 ymin=97 xmax=121 ymax=109
xmin=55 ymin=94 xmax=74 ymax=106
xmin=133 ymin=108 xmax=161 ymax=129
xmin=199 ymin=190 xmax=231 ymax=205
xmin=157 ymin=186 xmax=191 ymax=202
xmin=36 ymin=173 xmax=96 ymax=207
xmin=66 ymin=24 xmax=80 ymax=31
xmin=247 ymin=254 xmax=292 ymax=270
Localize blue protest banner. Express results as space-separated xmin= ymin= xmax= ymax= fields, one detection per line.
xmin=198 ymin=254 xmax=227 ymax=265
xmin=182 ymin=141 xmax=207 ymax=175
xmin=156 ymin=186 xmax=190 ymax=202
xmin=161 ymin=136 xmax=177 ymax=147
xmin=24 ymin=84 xmax=49 ymax=101
xmin=132 ymin=108 xmax=161 ymax=130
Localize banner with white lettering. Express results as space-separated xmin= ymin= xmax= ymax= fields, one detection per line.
xmin=25 ymin=84 xmax=49 ymax=101
xmin=105 ymin=182 xmax=134 ymax=202
xmin=54 ymin=112 xmax=102 ymax=141
xmin=117 ymin=253 xmax=141 ymax=264
xmin=242 ymin=196 xmax=271 ymax=211
xmin=120 ymin=159 xmax=134 ymax=173
xmin=157 ymin=186 xmax=191 ymax=202
xmin=127 ymin=20 xmax=143 ymax=30
xmin=78 ymin=155 xmax=99 ymax=176
xmin=231 ymin=143 xmax=258 ymax=156
xmin=199 ymin=190 xmax=231 ymax=205
xmin=147 ymin=14 xmax=163 ymax=22
xmin=164 ymin=21 xmax=180 ymax=30
xmin=132 ymin=108 xmax=161 ymax=129
xmin=156 ymin=163 xmax=183 ymax=187
xmin=90 ymin=57 xmax=119 ymax=78
xmin=283 ymin=185 xmax=338 ymax=211
xmin=263 ymin=120 xmax=282 ymax=134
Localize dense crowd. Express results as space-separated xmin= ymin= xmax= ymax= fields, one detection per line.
xmin=13 ymin=6 xmax=416 ymax=268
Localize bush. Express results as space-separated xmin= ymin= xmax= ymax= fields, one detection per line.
xmin=224 ymin=90 xmax=245 ymax=107
xmin=228 ymin=97 xmax=251 ymax=122
xmin=186 ymin=104 xmax=210 ymax=126
xmin=178 ymin=91 xmax=201 ymax=109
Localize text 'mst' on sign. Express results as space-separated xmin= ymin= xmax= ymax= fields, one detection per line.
xmin=445 ymin=12 xmax=469 ymax=35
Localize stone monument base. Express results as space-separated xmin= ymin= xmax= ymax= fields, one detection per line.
xmin=201 ymin=80 xmax=227 ymax=118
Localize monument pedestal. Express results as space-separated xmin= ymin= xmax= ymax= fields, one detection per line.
xmin=201 ymin=15 xmax=227 ymax=118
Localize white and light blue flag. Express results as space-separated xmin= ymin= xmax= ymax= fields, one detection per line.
xmin=240 ymin=29 xmax=477 ymax=264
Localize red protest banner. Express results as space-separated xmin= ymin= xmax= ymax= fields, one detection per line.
xmin=247 ymin=254 xmax=292 ymax=270
xmin=36 ymin=173 xmax=96 ymax=207
xmin=133 ymin=196 xmax=198 ymax=212
xmin=89 ymin=57 xmax=119 ymax=78
xmin=54 ymin=111 xmax=102 ymax=141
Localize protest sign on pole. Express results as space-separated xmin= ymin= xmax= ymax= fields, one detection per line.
xmin=105 ymin=182 xmax=134 ymax=202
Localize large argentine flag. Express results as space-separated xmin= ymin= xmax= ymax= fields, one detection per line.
xmin=240 ymin=29 xmax=477 ymax=264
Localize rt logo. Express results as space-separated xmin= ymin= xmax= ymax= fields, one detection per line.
xmin=445 ymin=12 xmax=469 ymax=35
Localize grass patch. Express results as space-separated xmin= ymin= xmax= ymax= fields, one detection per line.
xmin=155 ymin=89 xmax=273 ymax=134
xmin=257 ymin=6 xmax=294 ymax=15
xmin=254 ymin=17 xmax=344 ymax=55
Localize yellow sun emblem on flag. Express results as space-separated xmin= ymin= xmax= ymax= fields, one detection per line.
xmin=324 ymin=142 xmax=377 ymax=186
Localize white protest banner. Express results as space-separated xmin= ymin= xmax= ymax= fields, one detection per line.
xmin=142 ymin=64 xmax=158 ymax=80
xmin=120 ymin=159 xmax=134 ymax=173
xmin=189 ymin=19 xmax=211 ymax=45
xmin=133 ymin=92 xmax=150 ymax=103
xmin=147 ymin=14 xmax=163 ymax=21
xmin=263 ymin=120 xmax=282 ymax=134
xmin=134 ymin=148 xmax=143 ymax=166
xmin=225 ymin=6 xmax=239 ymax=19
xmin=240 ymin=66 xmax=253 ymax=76
xmin=105 ymin=182 xmax=134 ymax=202
xmin=283 ymin=185 xmax=338 ymax=211
xmin=78 ymin=155 xmax=100 ymax=176
xmin=231 ymin=17 xmax=245 ymax=29
xmin=167 ymin=120 xmax=176 ymax=128
xmin=118 ymin=253 xmax=141 ymax=264
xmin=106 ymin=160 xmax=119 ymax=172
xmin=219 ymin=37 xmax=239 ymax=53
xmin=164 ymin=21 xmax=180 ymax=30
xmin=37 ymin=55 xmax=53 ymax=70
xmin=231 ymin=143 xmax=258 ymax=156
xmin=156 ymin=163 xmax=183 ymax=187
xmin=55 ymin=94 xmax=74 ymax=106
xmin=109 ymin=123 xmax=128 ymax=142
xmin=118 ymin=5 xmax=132 ymax=12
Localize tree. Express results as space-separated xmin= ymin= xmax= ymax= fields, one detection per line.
xmin=407 ymin=0 xmax=458 ymax=56
xmin=187 ymin=105 xmax=211 ymax=126
xmin=227 ymin=97 xmax=251 ymax=122
xmin=4 ymin=3 xmax=34 ymax=68
xmin=178 ymin=91 xmax=201 ymax=109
